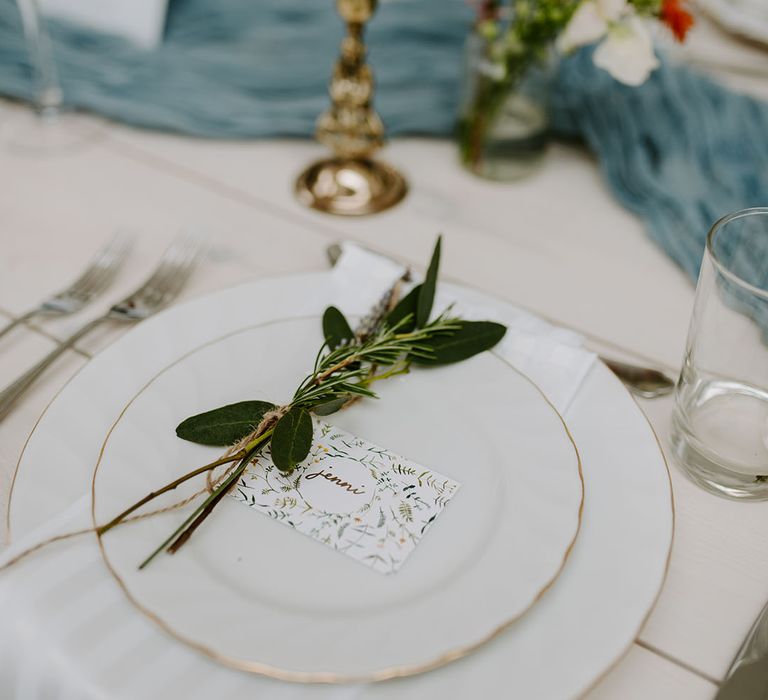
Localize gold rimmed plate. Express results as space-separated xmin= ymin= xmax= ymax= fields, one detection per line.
xmin=91 ymin=315 xmax=583 ymax=681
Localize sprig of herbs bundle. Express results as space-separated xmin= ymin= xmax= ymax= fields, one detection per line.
xmin=98 ymin=237 xmax=507 ymax=569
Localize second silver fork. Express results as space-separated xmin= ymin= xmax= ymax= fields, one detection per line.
xmin=0 ymin=234 xmax=203 ymax=421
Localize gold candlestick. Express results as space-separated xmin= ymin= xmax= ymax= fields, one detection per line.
xmin=295 ymin=0 xmax=407 ymax=216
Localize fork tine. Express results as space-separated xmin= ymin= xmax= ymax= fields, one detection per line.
xmin=67 ymin=259 xmax=115 ymax=302
xmin=157 ymin=236 xmax=203 ymax=299
xmin=133 ymin=234 xmax=198 ymax=296
xmin=65 ymin=232 xmax=133 ymax=302
xmin=148 ymin=238 xmax=203 ymax=304
xmin=115 ymin=232 xmax=204 ymax=314
xmin=119 ymin=257 xmax=171 ymax=301
xmin=79 ymin=238 xmax=131 ymax=294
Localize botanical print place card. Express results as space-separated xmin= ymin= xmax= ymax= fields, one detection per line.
xmin=231 ymin=420 xmax=460 ymax=574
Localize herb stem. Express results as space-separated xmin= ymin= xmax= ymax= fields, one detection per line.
xmin=365 ymin=362 xmax=411 ymax=385
xmin=311 ymin=355 xmax=359 ymax=385
xmin=166 ymin=465 xmax=240 ymax=554
xmin=138 ymin=460 xmax=247 ymax=570
xmin=96 ymin=452 xmax=246 ymax=536
xmin=138 ymin=429 xmax=273 ymax=569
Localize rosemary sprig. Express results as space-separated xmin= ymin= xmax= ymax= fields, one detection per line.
xmin=291 ymin=315 xmax=461 ymax=410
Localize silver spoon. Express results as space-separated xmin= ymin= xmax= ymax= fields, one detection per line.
xmin=600 ymin=358 xmax=676 ymax=399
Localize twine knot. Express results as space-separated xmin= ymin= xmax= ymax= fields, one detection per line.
xmin=207 ymin=404 xmax=291 ymax=491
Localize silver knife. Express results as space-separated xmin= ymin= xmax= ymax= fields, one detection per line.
xmin=716 ymin=601 xmax=768 ymax=699
xmin=325 ymin=242 xmax=677 ymax=399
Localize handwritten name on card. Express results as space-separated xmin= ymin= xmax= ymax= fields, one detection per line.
xmin=231 ymin=420 xmax=460 ymax=574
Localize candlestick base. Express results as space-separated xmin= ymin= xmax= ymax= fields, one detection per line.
xmin=295 ymin=158 xmax=407 ymax=217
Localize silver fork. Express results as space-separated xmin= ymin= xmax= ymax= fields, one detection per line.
xmin=0 ymin=233 xmax=133 ymax=342
xmin=0 ymin=233 xmax=204 ymax=421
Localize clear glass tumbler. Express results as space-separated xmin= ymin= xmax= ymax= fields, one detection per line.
xmin=671 ymin=207 xmax=768 ymax=499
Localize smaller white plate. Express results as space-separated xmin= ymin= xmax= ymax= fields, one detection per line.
xmin=92 ymin=315 xmax=583 ymax=681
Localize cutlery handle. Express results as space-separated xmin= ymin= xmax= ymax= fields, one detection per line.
xmin=0 ymin=310 xmax=39 ymax=342
xmin=0 ymin=316 xmax=105 ymax=421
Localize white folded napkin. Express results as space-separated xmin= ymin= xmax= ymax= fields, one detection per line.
xmin=0 ymin=247 xmax=594 ymax=700
xmin=334 ymin=243 xmax=594 ymax=412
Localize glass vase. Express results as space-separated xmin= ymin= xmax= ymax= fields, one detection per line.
xmin=457 ymin=31 xmax=552 ymax=181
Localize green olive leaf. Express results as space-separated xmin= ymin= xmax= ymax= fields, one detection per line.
xmin=411 ymin=321 xmax=507 ymax=365
xmin=312 ymin=397 xmax=348 ymax=416
xmin=322 ymin=306 xmax=354 ymax=348
xmin=416 ymin=235 xmax=441 ymax=328
xmin=176 ymin=400 xmax=276 ymax=446
xmin=270 ymin=408 xmax=313 ymax=473
xmin=384 ymin=284 xmax=421 ymax=332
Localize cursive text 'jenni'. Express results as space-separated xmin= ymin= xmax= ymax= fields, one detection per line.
xmin=305 ymin=468 xmax=366 ymax=495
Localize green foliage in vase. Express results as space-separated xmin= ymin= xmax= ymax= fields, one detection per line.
xmin=459 ymin=0 xmax=693 ymax=170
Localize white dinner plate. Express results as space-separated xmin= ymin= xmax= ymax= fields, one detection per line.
xmin=91 ymin=315 xmax=583 ymax=680
xmin=7 ymin=272 xmax=673 ymax=698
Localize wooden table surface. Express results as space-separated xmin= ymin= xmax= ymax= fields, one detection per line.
xmin=0 ymin=26 xmax=766 ymax=696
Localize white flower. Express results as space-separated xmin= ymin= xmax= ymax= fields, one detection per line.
xmin=557 ymin=0 xmax=625 ymax=52
xmin=557 ymin=0 xmax=660 ymax=86
xmin=593 ymin=16 xmax=660 ymax=86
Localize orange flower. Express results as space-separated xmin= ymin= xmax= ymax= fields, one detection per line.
xmin=661 ymin=0 xmax=694 ymax=42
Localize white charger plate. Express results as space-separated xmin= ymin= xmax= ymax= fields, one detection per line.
xmin=7 ymin=273 xmax=673 ymax=698
xmin=92 ymin=315 xmax=583 ymax=680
